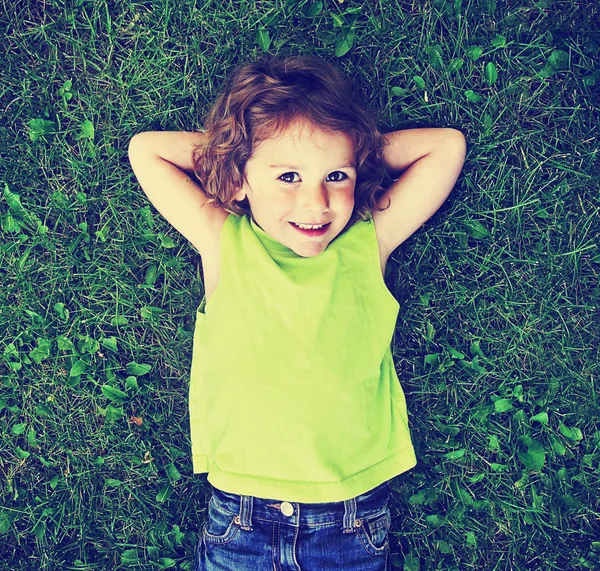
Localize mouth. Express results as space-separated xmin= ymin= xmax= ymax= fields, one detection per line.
xmin=289 ymin=221 xmax=331 ymax=237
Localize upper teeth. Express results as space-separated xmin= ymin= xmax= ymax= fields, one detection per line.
xmin=295 ymin=223 xmax=325 ymax=229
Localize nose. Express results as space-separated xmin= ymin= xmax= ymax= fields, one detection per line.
xmin=301 ymin=181 xmax=330 ymax=212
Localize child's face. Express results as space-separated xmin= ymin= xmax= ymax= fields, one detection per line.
xmin=234 ymin=117 xmax=357 ymax=258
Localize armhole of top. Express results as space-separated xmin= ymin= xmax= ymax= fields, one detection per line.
xmin=365 ymin=212 xmax=399 ymax=313
xmin=197 ymin=212 xmax=235 ymax=315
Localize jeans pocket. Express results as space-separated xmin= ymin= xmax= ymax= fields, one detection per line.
xmin=359 ymin=508 xmax=391 ymax=553
xmin=202 ymin=496 xmax=240 ymax=544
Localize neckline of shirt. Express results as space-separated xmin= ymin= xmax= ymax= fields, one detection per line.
xmin=248 ymin=215 xmax=304 ymax=256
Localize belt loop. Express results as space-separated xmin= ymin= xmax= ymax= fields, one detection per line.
xmin=237 ymin=494 xmax=254 ymax=531
xmin=343 ymin=496 xmax=359 ymax=533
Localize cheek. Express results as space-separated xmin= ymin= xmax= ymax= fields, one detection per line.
xmin=338 ymin=185 xmax=356 ymax=209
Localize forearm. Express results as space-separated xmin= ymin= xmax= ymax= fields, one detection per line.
xmin=382 ymin=128 xmax=466 ymax=175
xmin=130 ymin=130 xmax=207 ymax=174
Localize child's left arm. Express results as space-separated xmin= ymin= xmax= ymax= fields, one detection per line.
xmin=375 ymin=128 xmax=467 ymax=257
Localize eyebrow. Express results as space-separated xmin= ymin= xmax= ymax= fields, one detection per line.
xmin=269 ymin=163 xmax=356 ymax=170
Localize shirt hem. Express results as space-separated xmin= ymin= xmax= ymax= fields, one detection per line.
xmin=192 ymin=447 xmax=417 ymax=503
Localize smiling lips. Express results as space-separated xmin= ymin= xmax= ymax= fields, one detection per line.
xmin=291 ymin=222 xmax=329 ymax=226
xmin=290 ymin=222 xmax=331 ymax=236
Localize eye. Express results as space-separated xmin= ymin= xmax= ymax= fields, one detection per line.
xmin=278 ymin=171 xmax=349 ymax=184
xmin=278 ymin=172 xmax=300 ymax=184
xmin=327 ymin=171 xmax=347 ymax=182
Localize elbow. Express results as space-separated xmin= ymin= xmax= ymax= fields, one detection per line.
xmin=128 ymin=133 xmax=142 ymax=160
xmin=447 ymin=128 xmax=467 ymax=161
xmin=128 ymin=132 xmax=155 ymax=164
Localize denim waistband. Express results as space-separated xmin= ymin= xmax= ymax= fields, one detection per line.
xmin=209 ymin=481 xmax=390 ymax=531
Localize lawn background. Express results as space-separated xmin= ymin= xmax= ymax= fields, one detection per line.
xmin=1 ymin=0 xmax=599 ymax=569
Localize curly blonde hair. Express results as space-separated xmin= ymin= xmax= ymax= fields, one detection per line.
xmin=192 ymin=54 xmax=391 ymax=228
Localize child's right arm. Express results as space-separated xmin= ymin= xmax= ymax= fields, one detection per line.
xmin=128 ymin=131 xmax=223 ymax=257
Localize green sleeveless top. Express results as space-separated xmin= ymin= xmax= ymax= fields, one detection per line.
xmin=189 ymin=212 xmax=416 ymax=502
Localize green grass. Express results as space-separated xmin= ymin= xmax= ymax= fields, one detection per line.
xmin=1 ymin=0 xmax=599 ymax=569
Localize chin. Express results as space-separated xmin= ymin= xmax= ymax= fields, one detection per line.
xmin=294 ymin=243 xmax=330 ymax=258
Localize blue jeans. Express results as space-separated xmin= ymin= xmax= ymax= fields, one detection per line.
xmin=195 ymin=481 xmax=392 ymax=570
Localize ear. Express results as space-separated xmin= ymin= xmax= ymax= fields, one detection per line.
xmin=233 ymin=187 xmax=247 ymax=203
xmin=233 ymin=176 xmax=250 ymax=202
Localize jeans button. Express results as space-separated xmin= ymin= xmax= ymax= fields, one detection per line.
xmin=280 ymin=501 xmax=294 ymax=516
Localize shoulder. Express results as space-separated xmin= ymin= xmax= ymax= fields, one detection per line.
xmin=344 ymin=211 xmax=389 ymax=276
